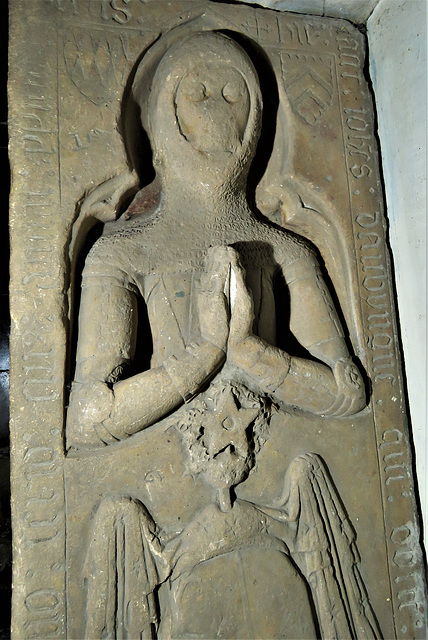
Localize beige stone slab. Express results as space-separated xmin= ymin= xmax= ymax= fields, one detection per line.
xmin=8 ymin=1 xmax=426 ymax=638
xmin=236 ymin=0 xmax=380 ymax=22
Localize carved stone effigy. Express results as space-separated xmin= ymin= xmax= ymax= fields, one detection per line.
xmin=8 ymin=1 xmax=427 ymax=639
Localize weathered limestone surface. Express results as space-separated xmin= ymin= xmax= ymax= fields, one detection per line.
xmin=242 ymin=0 xmax=380 ymax=23
xmin=8 ymin=1 xmax=426 ymax=638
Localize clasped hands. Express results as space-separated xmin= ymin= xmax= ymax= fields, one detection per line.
xmin=198 ymin=246 xmax=365 ymax=417
xmin=197 ymin=246 xmax=253 ymax=358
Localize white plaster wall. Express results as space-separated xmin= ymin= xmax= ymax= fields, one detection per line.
xmin=367 ymin=0 xmax=427 ymax=542
xmin=238 ymin=0 xmax=427 ymax=542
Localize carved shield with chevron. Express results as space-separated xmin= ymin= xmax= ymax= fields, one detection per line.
xmin=280 ymin=53 xmax=334 ymax=125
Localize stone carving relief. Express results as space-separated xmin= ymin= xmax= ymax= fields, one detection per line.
xmin=280 ymin=52 xmax=334 ymax=125
xmin=66 ymin=30 xmax=379 ymax=638
xmin=64 ymin=28 xmax=132 ymax=105
xmin=8 ymin=2 xmax=427 ymax=639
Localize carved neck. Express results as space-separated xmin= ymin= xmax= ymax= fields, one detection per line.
xmin=158 ymin=171 xmax=253 ymax=228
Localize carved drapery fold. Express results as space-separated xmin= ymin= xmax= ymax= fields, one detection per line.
xmin=83 ymin=497 xmax=162 ymax=639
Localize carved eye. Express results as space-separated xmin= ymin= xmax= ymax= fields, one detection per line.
xmin=184 ymin=82 xmax=208 ymax=103
xmin=222 ymin=82 xmax=243 ymax=104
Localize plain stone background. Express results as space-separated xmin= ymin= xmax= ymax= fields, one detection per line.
xmin=3 ymin=0 xmax=426 ymax=636
xmin=241 ymin=0 xmax=380 ymax=22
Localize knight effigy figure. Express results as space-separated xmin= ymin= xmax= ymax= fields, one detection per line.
xmin=67 ymin=31 xmax=381 ymax=639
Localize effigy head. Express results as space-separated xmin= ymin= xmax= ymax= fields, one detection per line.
xmin=132 ymin=31 xmax=263 ymax=184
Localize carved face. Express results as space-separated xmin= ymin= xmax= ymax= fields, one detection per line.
xmin=175 ymin=64 xmax=250 ymax=154
xmin=176 ymin=384 xmax=271 ymax=491
xmin=135 ymin=32 xmax=262 ymax=183
xmin=199 ymin=400 xmax=255 ymax=490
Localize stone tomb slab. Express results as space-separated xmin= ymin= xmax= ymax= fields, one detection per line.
xmin=8 ymin=1 xmax=426 ymax=638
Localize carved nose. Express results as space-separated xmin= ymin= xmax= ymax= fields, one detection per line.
xmin=200 ymin=96 xmax=234 ymax=116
